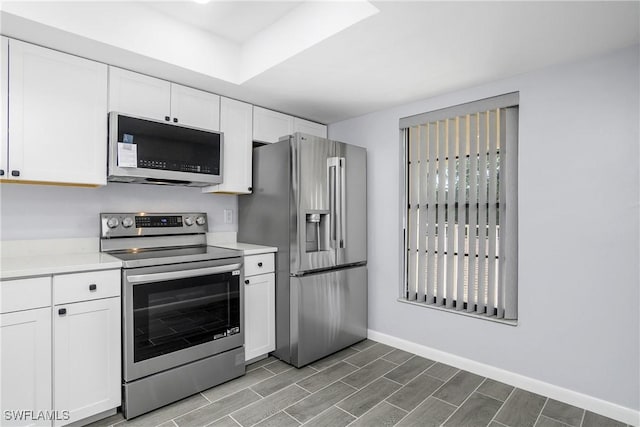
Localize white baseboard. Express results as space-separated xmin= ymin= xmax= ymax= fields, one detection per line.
xmin=367 ymin=329 xmax=639 ymax=426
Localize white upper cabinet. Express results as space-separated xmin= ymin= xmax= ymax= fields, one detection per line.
xmin=294 ymin=117 xmax=327 ymax=138
xmin=1 ymin=37 xmax=8 ymax=180
xmin=7 ymin=39 xmax=108 ymax=186
xmin=108 ymin=67 xmax=170 ymax=121
xmin=253 ymin=106 xmax=293 ymax=143
xmin=203 ymin=97 xmax=252 ymax=194
xmin=170 ymin=83 xmax=220 ymax=130
xmin=108 ymin=66 xmax=220 ymax=131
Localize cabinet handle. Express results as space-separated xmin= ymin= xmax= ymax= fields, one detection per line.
xmin=89 ymin=284 xmax=97 ymax=291
xmin=244 ymin=279 xmax=250 ymax=285
xmin=173 ymin=118 xmax=178 ymax=123
xmin=58 ymin=308 xmax=67 ymax=316
xmin=165 ymin=116 xmax=170 ymax=122
xmin=11 ymin=170 xmax=20 ymax=177
xmin=257 ymin=262 xmax=263 ymax=267
xmin=0 ymin=170 xmax=4 ymax=176
xmin=248 ymin=187 xmax=253 ymax=192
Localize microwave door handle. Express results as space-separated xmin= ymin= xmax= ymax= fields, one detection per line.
xmin=127 ymin=263 xmax=242 ymax=285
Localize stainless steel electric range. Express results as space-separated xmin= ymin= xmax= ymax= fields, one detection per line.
xmin=100 ymin=212 xmax=245 ymax=419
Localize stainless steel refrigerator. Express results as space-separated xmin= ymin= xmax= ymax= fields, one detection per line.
xmin=238 ymin=132 xmax=367 ymax=367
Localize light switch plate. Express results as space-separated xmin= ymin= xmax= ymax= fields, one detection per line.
xmin=224 ymin=209 xmax=233 ymax=224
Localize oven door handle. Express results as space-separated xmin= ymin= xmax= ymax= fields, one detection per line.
xmin=127 ymin=263 xmax=242 ymax=284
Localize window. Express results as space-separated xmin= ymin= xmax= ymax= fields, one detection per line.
xmin=400 ymin=93 xmax=518 ymax=322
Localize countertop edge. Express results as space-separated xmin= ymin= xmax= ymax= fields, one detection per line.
xmin=1 ymin=253 xmax=123 ymax=280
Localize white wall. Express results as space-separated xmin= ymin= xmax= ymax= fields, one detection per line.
xmin=329 ymin=46 xmax=639 ymax=412
xmin=0 ymin=183 xmax=237 ymax=241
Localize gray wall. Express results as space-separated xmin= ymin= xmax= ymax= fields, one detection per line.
xmin=328 ymin=46 xmax=639 ymax=410
xmin=0 ymin=182 xmax=237 ymax=240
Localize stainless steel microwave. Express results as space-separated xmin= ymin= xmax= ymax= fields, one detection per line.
xmin=108 ymin=112 xmax=223 ymax=187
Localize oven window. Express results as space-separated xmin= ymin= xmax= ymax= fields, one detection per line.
xmin=132 ymin=272 xmax=240 ymax=362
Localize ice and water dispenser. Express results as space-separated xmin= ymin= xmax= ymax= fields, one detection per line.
xmin=305 ymin=212 xmax=330 ymax=252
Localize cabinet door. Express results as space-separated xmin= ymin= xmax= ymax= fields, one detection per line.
xmin=170 ymin=83 xmax=220 ymax=131
xmin=8 ymin=39 xmax=108 ymax=185
xmin=244 ymin=272 xmax=275 ymax=361
xmin=108 ymin=66 xmax=170 ymax=121
xmin=253 ymin=106 xmax=293 ymax=143
xmin=0 ymin=37 xmax=8 ymax=180
xmin=203 ymin=97 xmax=252 ymax=194
xmin=1 ymin=307 xmax=52 ymax=427
xmin=53 ymin=297 xmax=121 ymax=427
xmin=293 ymin=117 xmax=327 ymax=138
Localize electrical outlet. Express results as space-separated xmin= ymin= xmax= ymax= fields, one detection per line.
xmin=224 ymin=209 xmax=233 ymax=224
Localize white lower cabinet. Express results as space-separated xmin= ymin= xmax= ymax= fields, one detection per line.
xmin=53 ymin=297 xmax=121 ymax=426
xmin=0 ymin=307 xmax=52 ymax=427
xmin=0 ymin=270 xmax=121 ymax=427
xmin=243 ymin=252 xmax=276 ymax=362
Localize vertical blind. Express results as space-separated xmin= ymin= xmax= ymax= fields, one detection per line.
xmin=401 ymin=94 xmax=518 ymax=321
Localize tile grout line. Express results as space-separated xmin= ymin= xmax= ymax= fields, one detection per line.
xmin=437 ymin=376 xmax=489 ymax=426
xmin=579 ymin=408 xmax=587 ymax=427
xmin=229 ymin=384 xmax=312 ymax=427
xmin=487 ymin=386 xmax=517 ymax=427
xmin=532 ymin=397 xmax=550 ymax=427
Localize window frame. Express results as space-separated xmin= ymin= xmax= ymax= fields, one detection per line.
xmin=399 ymin=92 xmax=519 ymax=324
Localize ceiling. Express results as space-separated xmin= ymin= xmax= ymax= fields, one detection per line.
xmin=1 ymin=1 xmax=639 ymax=124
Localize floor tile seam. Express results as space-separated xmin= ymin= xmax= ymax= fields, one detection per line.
xmin=302 ymin=380 xmax=360 ymax=412
xmin=532 ymin=397 xmax=550 ymax=427
xmin=541 ymin=400 xmax=585 ymax=427
xmin=384 ymin=361 xmax=437 ymax=386
xmin=346 ymin=400 xmax=409 ymax=427
xmin=344 ymin=367 xmax=401 ymax=391
xmin=282 ymin=407 xmax=306 ymax=424
xmin=476 ymin=389 xmax=509 ymax=403
xmin=345 ymin=358 xmax=401 ymax=388
xmin=250 ymin=368 xmax=319 ymax=398
xmin=262 ymin=365 xmax=293 ymax=375
xmin=298 ymin=404 xmax=352 ymax=426
xmin=173 ymin=390 xmax=263 ymax=427
xmin=382 ymin=372 xmax=445 ymax=413
xmin=390 ymin=393 xmax=457 ymax=427
xmin=295 ymin=362 xmax=361 ymax=392
xmin=274 ymin=411 xmax=301 ymax=426
xmin=169 ymin=398 xmax=220 ymax=426
xmin=229 ymin=384 xmax=311 ymax=427
xmin=487 ymin=386 xmax=517 ymax=427
xmin=578 ymin=409 xmax=587 ymax=427
xmin=491 ymin=420 xmax=510 ymax=427
xmin=423 ymin=370 xmax=458 ymax=384
xmin=539 ymin=415 xmax=575 ymax=427
xmin=227 ymin=413 xmax=242 ymax=427
xmin=201 ymin=391 xmax=213 ymax=404
xmin=436 ymin=376 xmax=490 ymax=426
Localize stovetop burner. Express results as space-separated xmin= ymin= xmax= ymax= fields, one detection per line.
xmin=108 ymin=245 xmax=242 ymax=268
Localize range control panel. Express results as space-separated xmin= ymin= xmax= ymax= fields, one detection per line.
xmin=100 ymin=212 xmax=207 ymax=238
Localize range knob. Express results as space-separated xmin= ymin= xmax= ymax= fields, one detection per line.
xmin=122 ymin=217 xmax=134 ymax=228
xmin=196 ymin=216 xmax=206 ymax=226
xmin=106 ymin=217 xmax=119 ymax=229
xmin=184 ymin=216 xmax=194 ymax=226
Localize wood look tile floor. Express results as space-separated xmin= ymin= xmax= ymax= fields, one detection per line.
xmin=88 ymin=340 xmax=632 ymax=427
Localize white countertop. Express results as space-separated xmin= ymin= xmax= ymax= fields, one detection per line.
xmin=0 ymin=252 xmax=122 ymax=280
xmin=212 ymin=242 xmax=278 ymax=256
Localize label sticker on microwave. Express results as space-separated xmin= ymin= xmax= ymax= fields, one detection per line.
xmin=117 ymin=142 xmax=138 ymax=168
xmin=123 ymin=133 xmax=134 ymax=143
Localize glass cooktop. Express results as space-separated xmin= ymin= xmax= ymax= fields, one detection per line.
xmin=108 ymin=245 xmax=242 ymax=268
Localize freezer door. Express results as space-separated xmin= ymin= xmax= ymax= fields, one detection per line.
xmin=334 ymin=141 xmax=367 ymax=266
xmin=290 ymin=265 xmax=367 ymax=367
xmin=291 ymin=133 xmax=337 ymax=273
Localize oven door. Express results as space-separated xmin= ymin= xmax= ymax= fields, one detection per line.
xmin=122 ymin=258 xmax=243 ymax=382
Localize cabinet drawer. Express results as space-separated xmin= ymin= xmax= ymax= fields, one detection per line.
xmin=0 ymin=276 xmax=51 ymax=313
xmin=54 ymin=269 xmax=120 ymax=305
xmin=244 ymin=253 xmax=275 ymax=277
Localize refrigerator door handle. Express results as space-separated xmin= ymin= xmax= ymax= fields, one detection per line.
xmin=328 ymin=159 xmax=338 ymax=249
xmin=337 ymin=157 xmax=346 ymax=248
